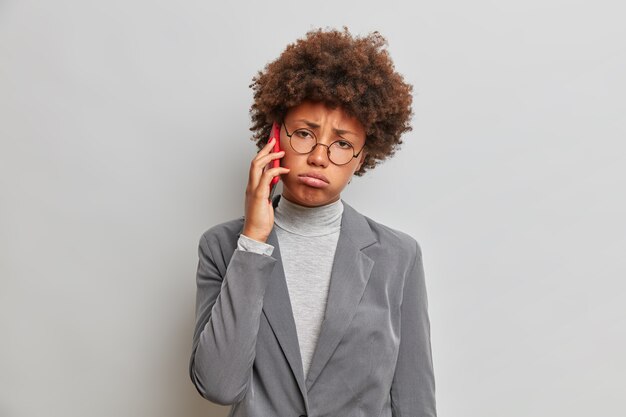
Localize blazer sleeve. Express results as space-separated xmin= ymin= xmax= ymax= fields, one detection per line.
xmin=237 ymin=233 xmax=275 ymax=256
xmin=390 ymin=239 xmax=437 ymax=417
xmin=189 ymin=231 xmax=278 ymax=405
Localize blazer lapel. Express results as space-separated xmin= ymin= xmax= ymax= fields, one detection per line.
xmin=241 ymin=194 xmax=377 ymax=402
xmin=305 ymin=198 xmax=376 ymax=391
xmin=259 ymin=195 xmax=308 ymax=404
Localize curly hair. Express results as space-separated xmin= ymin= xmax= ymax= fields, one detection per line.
xmin=248 ymin=26 xmax=414 ymax=176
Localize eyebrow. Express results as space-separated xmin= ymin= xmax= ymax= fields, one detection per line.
xmin=293 ymin=119 xmax=357 ymax=136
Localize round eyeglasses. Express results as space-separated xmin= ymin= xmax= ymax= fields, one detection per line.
xmin=282 ymin=122 xmax=365 ymax=166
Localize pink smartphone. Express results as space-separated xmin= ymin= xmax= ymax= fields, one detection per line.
xmin=268 ymin=122 xmax=282 ymax=200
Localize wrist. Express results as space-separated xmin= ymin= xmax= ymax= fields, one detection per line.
xmin=241 ymin=229 xmax=268 ymax=243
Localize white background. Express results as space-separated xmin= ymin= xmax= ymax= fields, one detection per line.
xmin=1 ymin=0 xmax=624 ymax=416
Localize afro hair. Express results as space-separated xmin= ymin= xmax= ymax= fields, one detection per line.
xmin=248 ymin=26 xmax=414 ymax=176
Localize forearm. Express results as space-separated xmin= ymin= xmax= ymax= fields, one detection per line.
xmin=189 ymin=234 xmax=276 ymax=405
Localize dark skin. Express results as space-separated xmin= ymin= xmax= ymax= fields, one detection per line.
xmin=243 ymin=100 xmax=367 ymax=242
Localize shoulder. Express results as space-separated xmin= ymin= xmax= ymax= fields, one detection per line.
xmin=198 ymin=215 xmax=245 ymax=250
xmin=363 ymin=215 xmax=422 ymax=257
xmin=348 ymin=206 xmax=425 ymax=291
xmin=354 ymin=207 xmax=422 ymax=265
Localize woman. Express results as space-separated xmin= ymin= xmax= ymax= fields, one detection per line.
xmin=189 ymin=27 xmax=436 ymax=417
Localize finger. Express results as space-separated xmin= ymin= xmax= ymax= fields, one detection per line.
xmin=253 ymin=150 xmax=285 ymax=165
xmin=252 ymin=138 xmax=278 ymax=167
xmin=253 ymin=167 xmax=290 ymax=197
xmin=261 ymin=137 xmax=276 ymax=153
xmin=260 ymin=166 xmax=290 ymax=188
xmin=250 ymin=149 xmax=285 ymax=188
xmin=258 ymin=150 xmax=285 ymax=168
xmin=249 ymin=139 xmax=275 ymax=188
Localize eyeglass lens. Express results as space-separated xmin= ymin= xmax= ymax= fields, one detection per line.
xmin=289 ymin=128 xmax=355 ymax=165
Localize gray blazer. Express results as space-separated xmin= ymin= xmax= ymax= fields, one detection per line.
xmin=189 ymin=194 xmax=436 ymax=417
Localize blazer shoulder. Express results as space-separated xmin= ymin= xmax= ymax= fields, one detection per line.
xmin=361 ymin=214 xmax=423 ymax=259
xmin=198 ymin=215 xmax=245 ymax=248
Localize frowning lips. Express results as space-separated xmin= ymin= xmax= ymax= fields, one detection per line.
xmin=299 ymin=172 xmax=329 ymax=183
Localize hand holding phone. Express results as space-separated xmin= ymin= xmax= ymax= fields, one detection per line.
xmin=241 ymin=122 xmax=289 ymax=243
xmin=268 ymin=122 xmax=282 ymax=200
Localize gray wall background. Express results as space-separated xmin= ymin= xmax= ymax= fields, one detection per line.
xmin=1 ymin=0 xmax=624 ymax=416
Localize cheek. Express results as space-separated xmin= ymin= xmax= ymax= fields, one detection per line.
xmin=279 ymin=137 xmax=290 ymax=154
xmin=280 ymin=153 xmax=296 ymax=169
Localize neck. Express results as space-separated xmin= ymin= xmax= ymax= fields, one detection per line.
xmin=274 ymin=194 xmax=343 ymax=237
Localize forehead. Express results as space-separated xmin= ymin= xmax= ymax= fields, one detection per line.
xmin=285 ymin=101 xmax=365 ymax=137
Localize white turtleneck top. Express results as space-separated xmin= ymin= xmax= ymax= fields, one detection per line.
xmin=236 ymin=194 xmax=344 ymax=379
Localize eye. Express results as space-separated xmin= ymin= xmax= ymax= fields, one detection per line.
xmin=336 ymin=140 xmax=353 ymax=149
xmin=294 ymin=129 xmax=314 ymax=139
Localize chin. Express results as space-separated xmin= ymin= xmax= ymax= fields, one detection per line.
xmin=292 ymin=191 xmax=342 ymax=208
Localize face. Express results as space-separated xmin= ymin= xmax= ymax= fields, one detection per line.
xmin=277 ymin=100 xmax=367 ymax=207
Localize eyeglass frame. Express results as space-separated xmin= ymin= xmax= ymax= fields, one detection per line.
xmin=281 ymin=121 xmax=366 ymax=166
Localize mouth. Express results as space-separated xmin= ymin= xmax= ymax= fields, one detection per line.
xmin=297 ymin=172 xmax=330 ymax=188
xmin=299 ymin=172 xmax=329 ymax=183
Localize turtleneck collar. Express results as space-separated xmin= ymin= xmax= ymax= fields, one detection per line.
xmin=274 ymin=194 xmax=344 ymax=237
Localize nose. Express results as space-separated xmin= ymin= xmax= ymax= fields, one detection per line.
xmin=307 ymin=142 xmax=331 ymax=167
